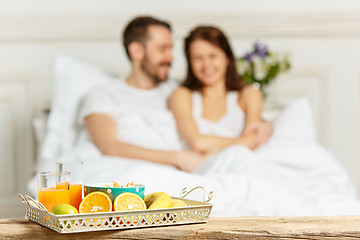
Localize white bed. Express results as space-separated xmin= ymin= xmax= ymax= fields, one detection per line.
xmin=26 ymin=56 xmax=360 ymax=217
xmin=2 ymin=4 xmax=360 ymax=218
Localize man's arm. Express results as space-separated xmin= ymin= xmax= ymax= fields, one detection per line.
xmin=84 ymin=113 xmax=204 ymax=172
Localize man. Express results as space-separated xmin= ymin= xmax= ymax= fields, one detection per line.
xmin=81 ymin=16 xmax=272 ymax=173
xmin=82 ymin=16 xmax=205 ymax=172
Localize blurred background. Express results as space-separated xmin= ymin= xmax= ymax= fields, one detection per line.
xmin=0 ymin=0 xmax=360 ymax=218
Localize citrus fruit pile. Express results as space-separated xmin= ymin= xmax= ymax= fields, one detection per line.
xmin=50 ymin=187 xmax=186 ymax=216
xmin=75 ymin=191 xmax=147 ymax=214
xmin=76 ymin=191 xmax=185 ymax=214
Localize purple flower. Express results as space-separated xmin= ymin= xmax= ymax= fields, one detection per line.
xmin=244 ymin=52 xmax=253 ymax=62
xmin=254 ymin=41 xmax=268 ymax=58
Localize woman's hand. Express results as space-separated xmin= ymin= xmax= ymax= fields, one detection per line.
xmin=242 ymin=121 xmax=273 ymax=150
xmin=174 ymin=151 xmax=206 ymax=173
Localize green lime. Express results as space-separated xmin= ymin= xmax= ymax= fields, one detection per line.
xmin=51 ymin=204 xmax=78 ymax=215
xmin=51 ymin=204 xmax=78 ymax=228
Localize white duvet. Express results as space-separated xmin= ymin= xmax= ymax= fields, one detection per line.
xmin=53 ymin=137 xmax=360 ymax=217
xmin=28 ymin=97 xmax=360 ymax=217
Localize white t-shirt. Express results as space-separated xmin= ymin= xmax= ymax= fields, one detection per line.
xmin=78 ymin=78 xmax=183 ymax=151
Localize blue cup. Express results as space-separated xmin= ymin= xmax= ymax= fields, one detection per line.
xmin=84 ymin=183 xmax=145 ymax=202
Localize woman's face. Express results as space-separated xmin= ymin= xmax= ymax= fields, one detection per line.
xmin=189 ymin=39 xmax=229 ymax=87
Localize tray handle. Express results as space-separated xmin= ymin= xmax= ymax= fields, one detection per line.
xmin=179 ymin=186 xmax=213 ymax=203
xmin=18 ymin=193 xmax=48 ymax=212
xmin=25 ymin=195 xmax=48 ymax=212
xmin=18 ymin=193 xmax=30 ymax=205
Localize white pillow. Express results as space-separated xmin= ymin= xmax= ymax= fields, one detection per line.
xmin=39 ymin=56 xmax=115 ymax=168
xmin=272 ymin=97 xmax=316 ymax=143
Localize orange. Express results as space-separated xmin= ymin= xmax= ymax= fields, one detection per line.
xmin=79 ymin=191 xmax=112 ymax=214
xmin=113 ymin=192 xmax=146 ymax=212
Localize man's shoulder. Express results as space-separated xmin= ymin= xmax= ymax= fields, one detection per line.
xmin=82 ymin=77 xmax=125 ymax=104
xmin=88 ymin=77 xmax=125 ymax=93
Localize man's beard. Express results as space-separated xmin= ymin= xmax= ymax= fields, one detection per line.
xmin=140 ymin=55 xmax=171 ymax=84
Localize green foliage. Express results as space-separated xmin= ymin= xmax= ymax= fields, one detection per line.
xmin=236 ymin=41 xmax=291 ymax=93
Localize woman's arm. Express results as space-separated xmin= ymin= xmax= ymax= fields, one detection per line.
xmin=84 ymin=113 xmax=204 ymax=172
xmin=240 ymin=85 xmax=273 ymax=149
xmin=169 ymin=87 xmax=255 ymax=154
xmin=241 ymin=85 xmax=264 ymax=125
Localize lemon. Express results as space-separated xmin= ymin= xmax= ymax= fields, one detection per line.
xmin=144 ymin=192 xmax=172 ymax=209
xmin=51 ymin=204 xmax=78 ymax=215
xmin=171 ymin=199 xmax=186 ymax=208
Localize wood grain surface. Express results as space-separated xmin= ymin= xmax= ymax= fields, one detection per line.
xmin=1 ymin=216 xmax=360 ymax=239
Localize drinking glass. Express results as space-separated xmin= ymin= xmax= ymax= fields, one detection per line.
xmin=37 ymin=171 xmax=70 ymax=212
xmin=55 ymin=161 xmax=83 ymax=210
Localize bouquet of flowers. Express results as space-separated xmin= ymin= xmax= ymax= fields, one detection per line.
xmin=236 ymin=41 xmax=291 ymax=92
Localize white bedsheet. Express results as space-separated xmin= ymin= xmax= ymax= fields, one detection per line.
xmin=28 ymin=137 xmax=360 ymax=217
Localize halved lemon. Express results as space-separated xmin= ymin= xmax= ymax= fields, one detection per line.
xmin=79 ymin=191 xmax=112 ymax=213
xmin=113 ymin=192 xmax=146 ymax=212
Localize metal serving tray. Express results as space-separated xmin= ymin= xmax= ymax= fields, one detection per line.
xmin=20 ymin=187 xmax=213 ymax=234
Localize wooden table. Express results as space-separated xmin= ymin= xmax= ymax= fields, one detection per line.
xmin=1 ymin=216 xmax=360 ymax=239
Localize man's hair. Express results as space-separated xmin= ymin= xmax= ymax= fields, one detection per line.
xmin=123 ymin=16 xmax=171 ymax=59
xmin=183 ymin=26 xmax=246 ymax=91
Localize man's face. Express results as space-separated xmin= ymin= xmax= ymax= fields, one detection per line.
xmin=140 ymin=25 xmax=174 ymax=83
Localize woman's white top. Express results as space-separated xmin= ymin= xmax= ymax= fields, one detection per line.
xmin=192 ymin=91 xmax=245 ymax=138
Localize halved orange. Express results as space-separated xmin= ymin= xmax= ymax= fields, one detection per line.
xmin=79 ymin=191 xmax=112 ymax=214
xmin=113 ymin=192 xmax=146 ymax=212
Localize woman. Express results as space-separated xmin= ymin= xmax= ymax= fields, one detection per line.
xmin=169 ymin=26 xmax=273 ymax=155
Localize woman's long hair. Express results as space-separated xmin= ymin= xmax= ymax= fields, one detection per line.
xmin=183 ymin=26 xmax=245 ymax=91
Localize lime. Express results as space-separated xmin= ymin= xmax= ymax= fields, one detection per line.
xmin=51 ymin=204 xmax=78 ymax=215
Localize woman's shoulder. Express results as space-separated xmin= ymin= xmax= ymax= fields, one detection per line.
xmin=238 ymin=85 xmax=262 ymax=100
xmin=171 ymin=86 xmax=193 ymax=98
xmin=169 ymin=86 xmax=193 ymax=109
xmin=236 ymin=85 xmax=263 ymax=111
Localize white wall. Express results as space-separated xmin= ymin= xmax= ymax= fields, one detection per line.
xmin=1 ymin=0 xmax=360 ymax=218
